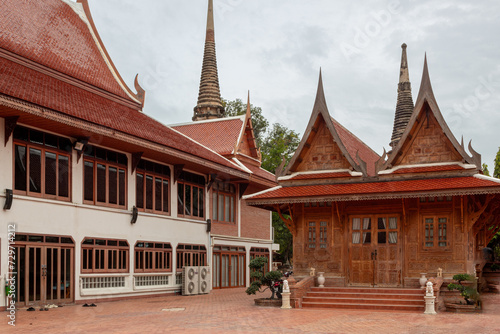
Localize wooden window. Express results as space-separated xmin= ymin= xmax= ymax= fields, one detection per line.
xmin=13 ymin=126 xmax=71 ymax=201
xmin=136 ymin=160 xmax=170 ymax=214
xmin=134 ymin=241 xmax=172 ymax=273
xmin=308 ymin=221 xmax=328 ymax=249
xmin=212 ymin=182 xmax=236 ymax=223
xmin=81 ymin=238 xmax=129 ymax=273
xmin=83 ymin=145 xmax=127 ymax=208
xmin=352 ymin=218 xmax=372 ymax=244
xmin=423 ymin=216 xmax=449 ymax=249
xmin=177 ymin=172 xmax=205 ymax=220
xmin=176 ymin=244 xmax=207 ymax=269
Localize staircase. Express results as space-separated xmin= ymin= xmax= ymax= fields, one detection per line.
xmin=302 ymin=287 xmax=425 ymax=311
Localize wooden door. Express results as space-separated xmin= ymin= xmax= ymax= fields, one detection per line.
xmin=349 ymin=217 xmax=374 ymax=285
xmin=375 ymin=216 xmax=401 ymax=286
xmin=349 ymin=215 xmax=401 ymax=286
xmin=14 ymin=245 xmax=74 ymax=306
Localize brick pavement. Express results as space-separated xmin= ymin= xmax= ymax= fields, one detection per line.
xmin=2 ymin=289 xmax=499 ymax=333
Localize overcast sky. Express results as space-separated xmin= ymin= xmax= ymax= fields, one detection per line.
xmin=87 ymin=0 xmax=500 ymax=169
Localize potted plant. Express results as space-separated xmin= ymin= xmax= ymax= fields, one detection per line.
xmin=446 ymin=273 xmax=481 ymax=312
xmin=246 ymin=257 xmax=284 ymax=306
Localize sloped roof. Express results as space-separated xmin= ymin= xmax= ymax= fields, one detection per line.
xmin=284 ymin=70 xmax=379 ymax=177
xmin=172 ymin=116 xmax=245 ymax=156
xmin=0 ymin=0 xmax=140 ymax=103
xmin=0 ymin=57 xmax=244 ymax=172
xmin=380 ymin=55 xmax=479 ymax=172
xmin=243 ymin=162 xmax=276 ymax=183
xmin=245 ymin=175 xmax=500 ymax=204
xmin=331 ymin=118 xmax=379 ymax=177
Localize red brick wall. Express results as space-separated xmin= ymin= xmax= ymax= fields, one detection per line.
xmin=240 ymin=200 xmax=271 ymax=240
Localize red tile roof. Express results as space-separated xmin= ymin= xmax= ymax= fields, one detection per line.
xmin=284 ymin=172 xmax=352 ymax=181
xmin=248 ymin=176 xmax=500 ymax=202
xmin=0 ymin=57 xmax=243 ymax=172
xmin=331 ymin=118 xmax=380 ymax=176
xmin=172 ymin=117 xmax=244 ymax=155
xmin=0 ymin=0 xmax=134 ymax=101
xmin=390 ymin=164 xmax=468 ymax=174
xmin=243 ymin=162 xmax=276 ymax=183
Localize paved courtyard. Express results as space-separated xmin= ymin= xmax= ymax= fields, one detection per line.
xmin=3 ymin=289 xmax=500 ymax=333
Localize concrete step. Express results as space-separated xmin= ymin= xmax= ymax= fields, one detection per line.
xmin=302 ymin=301 xmax=424 ymax=311
xmin=302 ymin=287 xmax=426 ymax=312
xmin=306 ymin=291 xmax=424 ymax=300
xmin=302 ymin=296 xmax=424 ymax=306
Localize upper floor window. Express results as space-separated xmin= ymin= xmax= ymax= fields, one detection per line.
xmin=177 ymin=172 xmax=205 ymax=220
xmin=13 ymin=126 xmax=72 ymax=201
xmin=136 ymin=160 xmax=170 ymax=214
xmin=81 ymin=238 xmax=129 ymax=273
xmin=83 ymin=145 xmax=127 ymax=208
xmin=212 ymin=182 xmax=236 ymax=223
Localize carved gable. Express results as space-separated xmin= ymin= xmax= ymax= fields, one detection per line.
xmin=296 ymin=120 xmax=351 ymax=172
xmin=237 ymin=128 xmax=253 ymax=157
xmin=395 ymin=109 xmax=462 ymax=166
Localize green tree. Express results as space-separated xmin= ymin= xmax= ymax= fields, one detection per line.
xmin=494 ymin=147 xmax=500 ymax=179
xmin=246 ymin=257 xmax=283 ymax=299
xmin=272 ymin=212 xmax=293 ymax=264
xmin=482 ymin=163 xmax=490 ymax=176
xmin=222 ymin=98 xmax=300 ymax=265
xmin=260 ymin=123 xmax=301 ymax=174
xmin=221 ymin=98 xmax=269 ymax=147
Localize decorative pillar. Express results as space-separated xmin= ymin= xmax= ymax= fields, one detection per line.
xmin=424 ymin=281 xmax=437 ymax=315
xmin=281 ymin=279 xmax=292 ymax=309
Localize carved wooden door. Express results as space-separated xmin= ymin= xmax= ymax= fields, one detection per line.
xmin=374 ymin=216 xmax=401 ymax=286
xmin=349 ymin=216 xmax=401 ymax=286
xmin=349 ymin=217 xmax=374 ymax=285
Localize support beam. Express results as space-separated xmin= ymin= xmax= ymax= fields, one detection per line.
xmin=131 ymin=152 xmax=144 ymax=175
xmin=4 ymin=116 xmax=19 ymax=147
xmin=174 ymin=164 xmax=184 ymax=183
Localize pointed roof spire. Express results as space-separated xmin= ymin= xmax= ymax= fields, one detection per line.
xmin=390 ymin=43 xmax=414 ymax=148
xmin=414 ymin=53 xmax=438 ymax=107
xmin=193 ymin=0 xmax=225 ymax=121
xmin=246 ymin=90 xmax=251 ymax=117
xmin=313 ymin=68 xmax=328 ymax=112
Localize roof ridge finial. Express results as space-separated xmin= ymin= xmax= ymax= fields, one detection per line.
xmin=314 ymin=67 xmax=327 ymax=109
xmin=246 ymin=90 xmax=251 ymax=117
xmin=193 ymin=0 xmax=225 ymax=121
xmin=414 ymin=52 xmax=437 ymax=106
xmin=390 ymin=43 xmax=414 ymax=148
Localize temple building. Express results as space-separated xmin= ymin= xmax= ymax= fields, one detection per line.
xmin=0 ymin=0 xmax=275 ymax=310
xmin=245 ymin=45 xmax=500 ymax=292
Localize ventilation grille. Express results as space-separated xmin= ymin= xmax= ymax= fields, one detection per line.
xmin=81 ymin=276 xmax=125 ymax=289
xmin=135 ymin=275 xmax=170 ymax=287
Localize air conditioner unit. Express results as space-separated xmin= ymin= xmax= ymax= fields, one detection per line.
xmin=182 ymin=266 xmax=199 ymax=296
xmin=198 ymin=266 xmax=211 ymax=294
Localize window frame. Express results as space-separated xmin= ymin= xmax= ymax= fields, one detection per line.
xmin=81 ymin=238 xmax=129 ymax=274
xmin=422 ymin=215 xmax=451 ymax=251
xmin=13 ymin=133 xmax=71 ymax=202
xmin=83 ymin=146 xmax=127 ymax=209
xmin=211 ymin=182 xmax=237 ymax=223
xmin=134 ymin=241 xmax=172 ymax=273
xmin=176 ymin=244 xmax=207 ymax=269
xmin=177 ymin=181 xmax=205 ymax=220
xmin=307 ymin=220 xmax=328 ymax=249
xmin=136 ymin=160 xmax=171 ymax=215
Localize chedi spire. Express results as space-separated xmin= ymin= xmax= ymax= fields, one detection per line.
xmin=390 ymin=43 xmax=414 ymax=148
xmin=193 ymin=0 xmax=225 ymax=121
